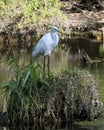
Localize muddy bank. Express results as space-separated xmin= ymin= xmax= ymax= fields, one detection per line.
xmin=0 ymin=10 xmax=103 ymax=34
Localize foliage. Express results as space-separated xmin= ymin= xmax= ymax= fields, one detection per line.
xmin=49 ymin=68 xmax=103 ymax=121
xmin=0 ymin=0 xmax=64 ymax=29
xmin=1 ymin=58 xmax=45 ymax=123
xmin=1 ymin=59 xmax=103 ymax=124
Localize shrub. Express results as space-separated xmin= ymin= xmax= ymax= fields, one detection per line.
xmin=1 ymin=59 xmax=103 ymax=124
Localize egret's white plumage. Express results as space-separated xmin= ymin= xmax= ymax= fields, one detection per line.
xmin=32 ymin=26 xmax=59 ymax=57
xmin=32 ymin=26 xmax=59 ymax=75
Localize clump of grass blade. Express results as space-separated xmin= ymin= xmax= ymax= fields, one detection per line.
xmin=1 ymin=59 xmax=103 ymax=125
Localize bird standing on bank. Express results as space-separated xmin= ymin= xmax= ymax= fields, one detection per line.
xmin=32 ymin=26 xmax=59 ymax=75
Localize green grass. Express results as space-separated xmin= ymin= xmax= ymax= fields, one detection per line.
xmin=1 ymin=57 xmax=103 ymax=124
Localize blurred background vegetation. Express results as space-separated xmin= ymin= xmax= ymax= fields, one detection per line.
xmin=0 ymin=0 xmax=63 ymax=29
xmin=0 ymin=0 xmax=103 ymax=30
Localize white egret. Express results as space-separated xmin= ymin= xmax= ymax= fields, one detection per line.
xmin=32 ymin=26 xmax=59 ymax=75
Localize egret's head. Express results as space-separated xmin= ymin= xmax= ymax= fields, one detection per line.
xmin=51 ymin=26 xmax=58 ymax=32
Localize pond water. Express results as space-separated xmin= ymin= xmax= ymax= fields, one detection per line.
xmin=1 ymin=124 xmax=104 ymax=130
xmin=0 ymin=37 xmax=104 ymax=130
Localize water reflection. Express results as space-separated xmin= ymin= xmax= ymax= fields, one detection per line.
xmin=61 ymin=38 xmax=101 ymax=58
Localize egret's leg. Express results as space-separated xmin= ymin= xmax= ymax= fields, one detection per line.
xmin=43 ymin=56 xmax=46 ymax=74
xmin=47 ymin=56 xmax=50 ymax=76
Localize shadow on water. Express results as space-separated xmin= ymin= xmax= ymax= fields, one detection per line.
xmin=0 ymin=38 xmax=104 ymax=130
xmin=66 ymin=38 xmax=100 ymax=58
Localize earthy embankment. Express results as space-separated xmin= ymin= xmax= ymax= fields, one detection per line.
xmin=0 ymin=10 xmax=104 ymax=55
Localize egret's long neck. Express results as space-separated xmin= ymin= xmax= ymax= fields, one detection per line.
xmin=50 ymin=31 xmax=56 ymax=38
xmin=50 ymin=31 xmax=57 ymax=35
xmin=50 ymin=31 xmax=59 ymax=44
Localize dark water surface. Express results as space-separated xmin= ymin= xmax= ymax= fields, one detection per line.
xmin=0 ymin=38 xmax=104 ymax=130
xmin=0 ymin=125 xmax=104 ymax=130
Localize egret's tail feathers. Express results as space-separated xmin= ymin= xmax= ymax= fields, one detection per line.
xmin=32 ymin=50 xmax=37 ymax=57
xmin=32 ymin=51 xmax=42 ymax=59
